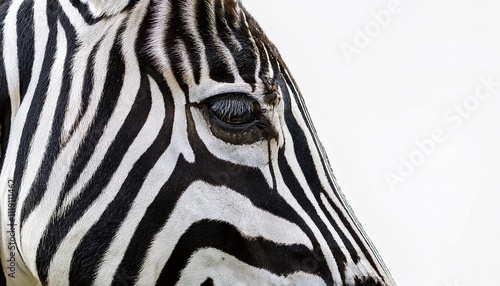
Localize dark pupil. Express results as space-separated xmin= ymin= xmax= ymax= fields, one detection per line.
xmin=210 ymin=96 xmax=255 ymax=125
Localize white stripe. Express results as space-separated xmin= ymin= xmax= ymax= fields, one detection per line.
xmin=49 ymin=76 xmax=165 ymax=285
xmin=2 ymin=0 xmax=21 ymax=119
xmin=177 ymin=248 xmax=326 ymax=286
xmin=136 ymin=181 xmax=313 ymax=285
xmin=59 ymin=0 xmax=130 ymax=141
xmin=93 ymin=146 xmax=181 ymax=286
xmin=94 ymin=64 xmax=192 ymax=283
xmin=58 ymin=9 xmax=146 ymax=212
xmin=0 ymin=1 xmax=49 ymax=282
xmin=81 ymin=0 xmax=131 ymax=18
xmin=286 ymin=80 xmax=387 ymax=278
xmin=19 ymin=16 xmax=123 ymax=274
xmin=260 ymin=44 xmax=273 ymax=79
xmin=144 ymin=0 xmax=170 ymax=75
xmin=174 ymin=41 xmax=196 ymax=86
xmin=7 ymin=0 xmax=51 ymax=276
xmin=183 ymin=1 xmax=210 ymax=83
xmin=0 ymin=0 xmax=22 ymax=201
xmin=18 ymin=19 xmax=67 ymax=237
xmin=58 ymin=0 xmax=90 ymax=30
xmin=273 ymin=133 xmax=343 ymax=285
xmin=0 ymin=0 xmax=26 ymax=191
xmin=61 ymin=28 xmax=112 ymax=143
xmin=320 ymin=193 xmax=379 ymax=281
xmin=146 ymin=1 xmax=195 ymax=163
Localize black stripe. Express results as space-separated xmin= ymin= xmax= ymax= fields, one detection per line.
xmin=111 ymin=151 xmax=317 ymax=285
xmin=15 ymin=0 xmax=58 ymax=227
xmin=21 ymin=1 xmax=98 ymax=227
xmin=0 ymin=0 xmax=8 ymax=266
xmin=19 ymin=4 xmax=84 ymax=226
xmin=112 ymin=105 xmax=332 ymax=284
xmin=0 ymin=0 xmax=12 ymax=171
xmin=196 ymin=0 xmax=234 ymax=83
xmin=57 ymin=22 xmax=126 ymax=209
xmin=135 ymin=0 xmax=152 ymax=64
xmin=69 ymin=67 xmax=174 ymax=286
xmin=38 ymin=54 xmax=153 ymax=286
xmin=80 ymin=38 xmax=97 ymax=112
xmin=214 ymin=0 xmax=257 ymax=86
xmin=74 ymin=38 xmax=101 ymax=131
xmin=278 ymin=74 xmax=355 ymax=283
xmin=279 ymin=118 xmax=359 ymax=268
xmin=111 ymin=156 xmax=191 ymax=286
xmin=244 ymin=12 xmax=278 ymax=78
xmin=277 ymin=148 xmax=340 ymax=284
xmin=282 ymin=71 xmax=345 ymax=204
xmin=34 ymin=21 xmax=129 ymax=284
xmin=67 ymin=0 xmax=137 ymax=25
xmin=279 ymin=71 xmax=384 ymax=278
xmin=68 ymin=0 xmax=102 ymax=25
xmin=166 ymin=0 xmax=202 ymax=92
xmin=201 ymin=278 xmax=214 ymax=286
xmin=16 ymin=0 xmax=34 ymax=101
xmin=157 ymin=220 xmax=317 ymax=285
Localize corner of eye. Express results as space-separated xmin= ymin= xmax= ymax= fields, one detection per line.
xmin=262 ymin=91 xmax=281 ymax=106
xmin=187 ymin=101 xmax=205 ymax=111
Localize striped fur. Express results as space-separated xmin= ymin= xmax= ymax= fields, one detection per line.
xmin=0 ymin=0 xmax=395 ymax=285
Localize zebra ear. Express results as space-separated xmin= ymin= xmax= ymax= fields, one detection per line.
xmin=80 ymin=0 xmax=132 ymax=17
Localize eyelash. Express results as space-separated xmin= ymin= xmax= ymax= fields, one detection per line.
xmin=208 ymin=93 xmax=258 ymax=128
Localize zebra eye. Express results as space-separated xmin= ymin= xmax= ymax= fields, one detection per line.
xmin=208 ymin=94 xmax=257 ymax=126
xmin=196 ymin=93 xmax=277 ymax=145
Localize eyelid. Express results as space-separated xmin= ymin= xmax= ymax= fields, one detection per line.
xmin=190 ymin=82 xmax=254 ymax=103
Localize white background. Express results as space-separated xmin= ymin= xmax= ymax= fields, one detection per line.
xmin=244 ymin=1 xmax=500 ymax=286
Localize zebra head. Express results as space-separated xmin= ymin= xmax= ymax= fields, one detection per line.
xmin=0 ymin=0 xmax=395 ymax=285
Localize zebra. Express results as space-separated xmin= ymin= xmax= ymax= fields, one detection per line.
xmin=0 ymin=0 xmax=396 ymax=285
